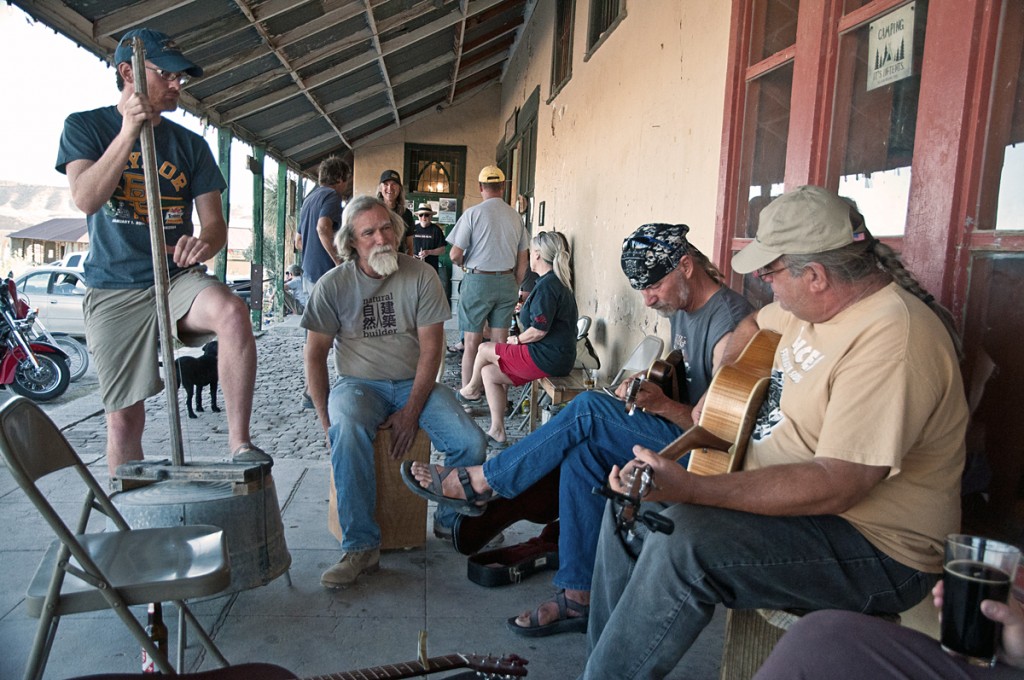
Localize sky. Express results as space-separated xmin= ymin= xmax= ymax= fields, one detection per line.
xmin=0 ymin=5 xmax=265 ymax=204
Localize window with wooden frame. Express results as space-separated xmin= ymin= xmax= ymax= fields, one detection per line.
xmin=586 ymin=0 xmax=625 ymax=58
xmin=551 ymin=0 xmax=576 ymax=99
xmin=728 ymin=0 xmax=800 ymax=308
xmin=828 ymin=2 xmax=927 ymax=236
xmin=958 ymin=0 xmax=1024 ymax=542
xmin=403 ymin=144 xmax=467 ymax=197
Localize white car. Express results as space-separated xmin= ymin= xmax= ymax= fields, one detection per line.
xmin=14 ymin=267 xmax=88 ymax=338
xmin=53 ymin=250 xmax=88 ymax=271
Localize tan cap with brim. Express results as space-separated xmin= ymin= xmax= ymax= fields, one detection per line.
xmin=732 ymin=185 xmax=862 ymax=274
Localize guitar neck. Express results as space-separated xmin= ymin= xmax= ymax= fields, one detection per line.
xmin=657 ymin=425 xmax=733 ymax=461
xmin=306 ymin=654 xmax=465 ymax=680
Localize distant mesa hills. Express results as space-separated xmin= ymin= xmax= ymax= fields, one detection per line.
xmin=0 ymin=181 xmax=78 ymax=234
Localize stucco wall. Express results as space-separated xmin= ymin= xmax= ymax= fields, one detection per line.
xmin=350 ymin=86 xmax=503 ymax=212
xmin=502 ymin=2 xmax=733 ymax=376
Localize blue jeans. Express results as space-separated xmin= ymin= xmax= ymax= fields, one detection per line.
xmin=482 ymin=391 xmax=684 ymax=590
xmin=328 ymin=377 xmax=487 ymax=552
xmin=582 ymin=503 xmax=936 ymax=679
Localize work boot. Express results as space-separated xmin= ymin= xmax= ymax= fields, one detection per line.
xmin=320 ymin=548 xmax=380 ymax=588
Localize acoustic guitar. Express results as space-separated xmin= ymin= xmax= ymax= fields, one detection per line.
xmin=646 ymin=349 xmax=686 ymax=403
xmin=304 ymin=652 xmax=528 ymax=680
xmin=81 ymin=653 xmax=530 ymax=680
xmin=652 ymin=329 xmax=780 ymax=475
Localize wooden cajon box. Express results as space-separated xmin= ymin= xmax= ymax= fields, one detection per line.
xmin=328 ymin=429 xmax=431 ymax=550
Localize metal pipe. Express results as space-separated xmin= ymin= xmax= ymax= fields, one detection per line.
xmin=130 ymin=39 xmax=185 ymax=466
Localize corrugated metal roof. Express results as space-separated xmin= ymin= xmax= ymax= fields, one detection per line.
xmin=12 ymin=0 xmax=532 ymax=176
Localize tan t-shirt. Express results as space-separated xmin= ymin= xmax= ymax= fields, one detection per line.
xmin=748 ymin=283 xmax=967 ymax=572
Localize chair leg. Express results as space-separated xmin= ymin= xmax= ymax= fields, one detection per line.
xmin=24 ymin=612 xmax=60 ymax=680
xmin=175 ymin=600 xmax=230 ymax=667
xmin=177 ymin=605 xmax=186 ymax=673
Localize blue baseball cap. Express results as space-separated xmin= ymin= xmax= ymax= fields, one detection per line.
xmin=114 ymin=28 xmax=203 ymax=77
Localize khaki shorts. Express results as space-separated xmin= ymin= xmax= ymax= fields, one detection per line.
xmin=457 ymin=271 xmax=517 ymax=333
xmin=84 ymin=268 xmax=222 ymax=413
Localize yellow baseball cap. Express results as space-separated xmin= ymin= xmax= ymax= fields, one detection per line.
xmin=478 ymin=165 xmax=506 ymax=183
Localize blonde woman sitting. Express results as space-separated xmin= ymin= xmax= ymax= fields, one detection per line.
xmin=457 ymin=231 xmax=578 ymax=447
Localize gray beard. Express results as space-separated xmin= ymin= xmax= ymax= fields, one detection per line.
xmin=367 ymin=248 xmax=399 ymax=277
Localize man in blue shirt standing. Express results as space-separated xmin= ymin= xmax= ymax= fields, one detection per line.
xmin=296 ymin=156 xmax=352 ymax=297
xmin=55 ymin=28 xmax=269 ymax=474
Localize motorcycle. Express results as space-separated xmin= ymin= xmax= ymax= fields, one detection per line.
xmin=18 ymin=309 xmax=89 ymax=382
xmin=0 ymin=278 xmax=70 ymax=401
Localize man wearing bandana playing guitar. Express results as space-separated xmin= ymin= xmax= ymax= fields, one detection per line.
xmin=581 ymin=186 xmax=969 ymax=679
xmin=403 ymin=223 xmax=751 ymax=637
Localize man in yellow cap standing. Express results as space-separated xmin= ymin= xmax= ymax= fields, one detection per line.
xmin=446 ymin=166 xmax=529 ymax=392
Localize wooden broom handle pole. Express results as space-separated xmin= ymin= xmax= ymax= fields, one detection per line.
xmin=130 ymin=39 xmax=185 ymax=466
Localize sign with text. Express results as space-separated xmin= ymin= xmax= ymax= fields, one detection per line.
xmin=867 ymin=3 xmax=915 ymax=92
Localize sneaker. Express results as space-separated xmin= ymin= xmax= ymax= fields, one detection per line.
xmin=320 ymin=548 xmax=380 ymax=588
xmin=232 ymin=443 xmax=273 ymax=466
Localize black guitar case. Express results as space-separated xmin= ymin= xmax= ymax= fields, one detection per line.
xmin=453 ymin=469 xmax=560 ymax=587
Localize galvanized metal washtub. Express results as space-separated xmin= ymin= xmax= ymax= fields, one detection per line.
xmin=111 ymin=474 xmax=291 ymax=595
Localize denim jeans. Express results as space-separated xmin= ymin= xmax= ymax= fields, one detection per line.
xmin=482 ymin=391 xmax=684 ymax=590
xmin=582 ymin=503 xmax=936 ymax=679
xmin=328 ymin=376 xmax=487 ymax=552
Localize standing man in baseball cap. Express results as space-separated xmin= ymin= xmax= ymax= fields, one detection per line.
xmin=55 ymin=28 xmax=270 ymax=474
xmin=446 ymin=165 xmax=530 ymax=393
xmin=581 ymin=186 xmax=968 ymax=678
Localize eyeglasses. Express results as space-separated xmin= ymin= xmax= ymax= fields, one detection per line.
xmin=145 ymin=66 xmax=191 ymax=86
xmin=755 ymin=263 xmax=788 ymax=280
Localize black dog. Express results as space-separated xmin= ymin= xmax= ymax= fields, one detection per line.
xmin=176 ymin=341 xmax=219 ymax=419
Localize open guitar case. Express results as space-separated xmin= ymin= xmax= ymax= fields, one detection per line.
xmin=452 ymin=469 xmax=561 ymax=587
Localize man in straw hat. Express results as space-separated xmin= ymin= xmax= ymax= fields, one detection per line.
xmin=55 ymin=27 xmax=270 ymax=474
xmin=412 ymin=203 xmax=446 ymax=276
xmin=581 ymin=185 xmax=968 ymax=678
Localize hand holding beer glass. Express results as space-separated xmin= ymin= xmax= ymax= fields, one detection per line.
xmin=941 ymin=534 xmax=1021 ymax=667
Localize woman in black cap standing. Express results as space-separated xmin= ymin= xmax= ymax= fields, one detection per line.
xmin=376 ymin=169 xmax=415 ymax=254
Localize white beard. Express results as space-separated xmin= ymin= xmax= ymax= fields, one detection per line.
xmin=367 ymin=247 xmax=399 ymax=277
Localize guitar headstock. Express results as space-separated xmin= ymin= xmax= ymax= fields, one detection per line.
xmin=461 ymin=653 xmax=529 ymax=677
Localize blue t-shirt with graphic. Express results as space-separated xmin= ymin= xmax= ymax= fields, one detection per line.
xmin=56 ymin=106 xmax=226 ymax=289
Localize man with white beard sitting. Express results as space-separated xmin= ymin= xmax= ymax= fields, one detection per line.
xmin=302 ymin=195 xmax=487 ymax=588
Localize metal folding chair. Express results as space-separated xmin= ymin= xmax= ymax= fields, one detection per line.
xmin=0 ymin=396 xmax=231 ymax=680
xmin=608 ymin=334 xmax=665 ymax=389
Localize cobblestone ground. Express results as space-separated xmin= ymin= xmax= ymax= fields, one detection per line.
xmin=58 ymin=324 xmax=528 ymax=464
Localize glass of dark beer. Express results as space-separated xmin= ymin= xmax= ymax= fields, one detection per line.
xmin=941 ymin=534 xmax=1020 ymax=667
